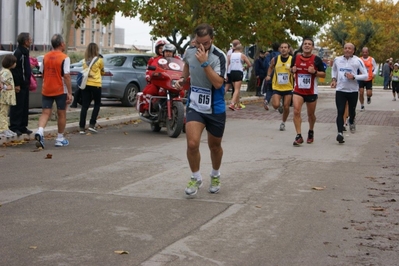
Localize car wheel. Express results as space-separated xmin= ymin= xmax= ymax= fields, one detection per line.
xmin=121 ymin=83 xmax=139 ymax=107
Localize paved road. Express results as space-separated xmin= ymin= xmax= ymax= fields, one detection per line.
xmin=0 ymin=88 xmax=398 ymax=265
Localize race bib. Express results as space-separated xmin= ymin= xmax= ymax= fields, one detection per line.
xmin=297 ymin=74 xmax=311 ymax=89
xmin=277 ymin=73 xmax=289 ymax=84
xmin=339 ymin=68 xmax=352 ymax=81
xmin=189 ymin=86 xmax=212 ymax=114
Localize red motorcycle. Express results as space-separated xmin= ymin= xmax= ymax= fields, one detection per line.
xmin=136 ymin=57 xmax=189 ymax=138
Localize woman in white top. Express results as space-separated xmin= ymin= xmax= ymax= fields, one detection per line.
xmin=227 ymin=45 xmax=252 ymax=110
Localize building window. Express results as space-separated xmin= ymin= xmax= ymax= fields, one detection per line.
xmin=80 ymin=30 xmax=84 ymax=45
xmin=108 ymin=33 xmax=112 ymax=46
xmin=91 ymin=31 xmax=95 ymax=43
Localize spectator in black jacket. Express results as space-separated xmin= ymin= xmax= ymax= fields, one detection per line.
xmin=10 ymin=32 xmax=32 ymax=136
xmin=254 ymin=50 xmax=267 ymax=96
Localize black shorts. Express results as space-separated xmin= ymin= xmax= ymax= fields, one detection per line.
xmin=186 ymin=108 xmax=226 ymax=138
xmin=230 ymin=70 xmax=243 ymax=82
xmin=226 ymin=73 xmax=233 ymax=85
xmin=41 ymin=94 xmax=67 ymax=110
xmin=273 ymin=90 xmax=293 ymax=97
xmin=293 ymin=92 xmax=318 ymax=102
xmin=358 ymin=80 xmax=373 ymax=90
xmin=392 ymin=81 xmax=399 ymax=93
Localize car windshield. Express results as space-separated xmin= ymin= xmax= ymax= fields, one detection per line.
xmin=104 ymin=55 xmax=126 ymax=67
xmin=156 ymin=57 xmax=184 ymax=72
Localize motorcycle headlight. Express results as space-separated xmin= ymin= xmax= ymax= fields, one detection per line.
xmin=171 ymin=79 xmax=178 ymax=88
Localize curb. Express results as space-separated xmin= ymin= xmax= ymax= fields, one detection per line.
xmin=0 ymin=114 xmax=140 ymax=146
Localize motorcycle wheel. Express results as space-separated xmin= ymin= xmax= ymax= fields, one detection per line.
xmin=166 ymin=101 xmax=184 ymax=138
xmin=151 ymin=123 xmax=161 ymax=132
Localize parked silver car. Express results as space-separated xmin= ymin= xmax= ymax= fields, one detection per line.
xmin=70 ymin=53 xmax=151 ymax=107
xmin=0 ymin=51 xmax=42 ymax=109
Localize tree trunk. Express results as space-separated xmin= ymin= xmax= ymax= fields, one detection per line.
xmin=62 ymin=0 xmax=75 ymax=54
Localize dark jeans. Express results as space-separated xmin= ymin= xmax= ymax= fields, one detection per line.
xmin=335 ymin=90 xmax=358 ymax=133
xmin=79 ymin=85 xmax=102 ymax=129
xmin=383 ymin=75 xmax=390 ymax=89
xmin=9 ymin=85 xmax=29 ymax=132
xmin=263 ymin=82 xmax=273 ymax=103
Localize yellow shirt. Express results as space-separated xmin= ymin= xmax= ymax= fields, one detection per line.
xmin=272 ymin=55 xmax=294 ymax=92
xmin=84 ymin=57 xmax=104 ymax=88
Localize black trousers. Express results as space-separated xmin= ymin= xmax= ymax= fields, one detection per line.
xmin=9 ymin=86 xmax=29 ymax=132
xmin=335 ymin=90 xmax=358 ymax=133
xmin=79 ymin=86 xmax=102 ymax=129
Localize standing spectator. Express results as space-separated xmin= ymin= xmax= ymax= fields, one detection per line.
xmin=228 ymin=45 xmax=252 ymax=110
xmin=265 ymin=43 xmax=294 ymax=131
xmin=254 ymin=50 xmax=267 ymax=96
xmin=382 ymin=59 xmax=391 ymax=90
xmin=263 ymin=42 xmax=280 ymax=110
xmin=290 ymin=37 xmax=325 ymax=146
xmin=9 ymin=32 xmax=32 ymax=136
xmin=391 ymin=63 xmax=399 ymax=101
xmin=175 ymin=23 xmax=227 ymax=196
xmin=0 ymin=54 xmax=18 ymax=138
xmin=34 ymin=34 xmax=73 ymax=148
xmin=331 ymin=43 xmax=368 ymax=144
xmin=79 ymin=43 xmax=104 ymax=134
xmin=358 ymin=47 xmax=377 ymax=111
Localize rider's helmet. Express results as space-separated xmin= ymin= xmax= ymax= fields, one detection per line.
xmin=155 ymin=40 xmax=167 ymax=56
xmin=162 ymin=43 xmax=177 ymax=56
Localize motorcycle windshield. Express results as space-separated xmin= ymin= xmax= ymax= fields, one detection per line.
xmin=157 ymin=57 xmax=184 ymax=72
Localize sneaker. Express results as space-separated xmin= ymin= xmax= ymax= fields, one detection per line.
xmin=209 ymin=175 xmax=220 ymax=194
xmin=336 ymin=133 xmax=345 ymax=143
xmin=279 ymin=122 xmax=285 ymax=131
xmin=263 ymin=100 xmax=269 ymax=110
xmin=343 ymin=126 xmax=347 ymax=131
xmin=240 ymin=103 xmax=246 ymax=109
xmin=307 ymin=130 xmax=314 ymax=144
xmin=88 ymin=126 xmax=98 ymax=133
xmin=4 ymin=130 xmax=17 ymax=137
xmin=185 ymin=177 xmax=203 ymax=196
xmin=55 ymin=139 xmax=69 ymax=147
xmin=235 ymin=106 xmax=242 ymax=110
xmin=278 ymin=105 xmax=283 ymax=114
xmin=349 ymin=123 xmax=356 ymax=133
xmin=393 ymin=98 xmax=396 ymax=101
xmin=35 ymin=132 xmax=45 ymax=149
xmin=142 ymin=110 xmax=150 ymax=118
xmin=293 ymin=134 xmax=303 ymax=146
xmin=79 ymin=128 xmax=86 ymax=135
xmin=228 ymin=103 xmax=235 ymax=111
xmin=367 ymin=97 xmax=371 ymax=104
xmin=360 ymin=105 xmax=365 ymax=112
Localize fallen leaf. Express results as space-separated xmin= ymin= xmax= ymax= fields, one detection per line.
xmin=255 ymin=205 xmax=262 ymax=208
xmin=29 ymin=246 xmax=37 ymax=249
xmin=114 ymin=250 xmax=129 ymax=255
xmin=369 ymin=207 xmax=385 ymax=211
xmin=312 ymin=186 xmax=326 ymax=191
xmin=123 ymin=132 xmax=128 ymax=135
xmin=45 ymin=154 xmax=52 ymax=159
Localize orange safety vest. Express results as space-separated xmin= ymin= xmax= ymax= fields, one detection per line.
xmin=42 ymin=50 xmax=68 ymax=96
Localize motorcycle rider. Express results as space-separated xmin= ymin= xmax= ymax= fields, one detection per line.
xmin=141 ymin=43 xmax=180 ymax=117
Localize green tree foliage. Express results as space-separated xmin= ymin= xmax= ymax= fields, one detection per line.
xmin=136 ymin=0 xmax=361 ymax=54
xmin=319 ymin=0 xmax=399 ymax=62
